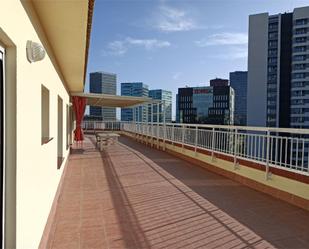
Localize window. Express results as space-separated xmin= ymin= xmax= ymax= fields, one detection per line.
xmin=269 ymin=41 xmax=278 ymax=48
xmin=292 ymin=73 xmax=305 ymax=79
xmin=294 ymin=37 xmax=307 ymax=43
xmin=268 ymin=57 xmax=277 ymax=64
xmin=294 ymin=28 xmax=307 ymax=35
xmin=293 ymin=64 xmax=307 ymax=70
xmin=41 ymin=85 xmax=50 ymax=144
xmin=268 ymin=49 xmax=277 ymax=56
xmin=295 ymin=18 xmax=308 ymax=26
xmin=269 ymin=23 xmax=278 ymax=30
xmin=293 ymin=55 xmax=306 ymax=61
xmin=293 ymin=46 xmax=307 ymax=53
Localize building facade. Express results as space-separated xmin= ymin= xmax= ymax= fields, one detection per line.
xmin=247 ymin=6 xmax=309 ymax=128
xmin=0 ymin=0 xmax=92 ymax=247
xmin=89 ymin=72 xmax=117 ymax=120
xmin=176 ymin=85 xmax=234 ymax=125
xmin=210 ymin=78 xmax=229 ymax=87
xmin=148 ymin=89 xmax=172 ymax=123
xmin=230 ymin=71 xmax=248 ymax=126
xmin=121 ymin=82 xmax=149 ymax=122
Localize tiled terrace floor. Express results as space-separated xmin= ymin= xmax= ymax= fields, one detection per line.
xmin=48 ymin=135 xmax=309 ymax=249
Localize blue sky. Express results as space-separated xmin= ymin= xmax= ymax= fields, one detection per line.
xmin=86 ymin=0 xmax=309 ymax=119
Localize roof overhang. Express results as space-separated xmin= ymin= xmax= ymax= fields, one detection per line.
xmin=71 ymin=92 xmax=159 ymax=108
xmin=29 ymin=0 xmax=94 ymax=92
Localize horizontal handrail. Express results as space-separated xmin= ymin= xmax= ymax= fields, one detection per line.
xmin=82 ymin=120 xmax=309 ymax=176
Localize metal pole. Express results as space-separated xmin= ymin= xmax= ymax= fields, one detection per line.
xmin=157 ymin=102 xmax=160 ymax=149
xmin=194 ymin=126 xmax=198 ymax=156
xmin=163 ymin=101 xmax=166 ymax=150
xmin=182 ymin=124 xmax=185 ymax=151
xmin=211 ymin=127 xmax=215 ymax=161
xmin=266 ymin=130 xmax=270 ymax=180
xmin=234 ymin=128 xmax=238 ymax=169
xmin=151 ymin=103 xmax=154 ymax=147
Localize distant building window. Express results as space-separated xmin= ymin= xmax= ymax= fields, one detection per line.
xmin=295 ymin=18 xmax=308 ymax=26
xmin=294 ymin=28 xmax=307 ymax=35
xmin=293 ymin=55 xmax=306 ymax=61
xmin=294 ymin=37 xmax=307 ymax=43
xmin=293 ymin=46 xmax=307 ymax=53
xmin=41 ymin=85 xmax=50 ymax=144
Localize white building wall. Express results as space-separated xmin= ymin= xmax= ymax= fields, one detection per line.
xmin=247 ymin=13 xmax=269 ymax=127
xmin=1 ymin=1 xmax=71 ymax=248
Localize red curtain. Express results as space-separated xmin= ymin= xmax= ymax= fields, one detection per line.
xmin=72 ymin=96 xmax=86 ymax=141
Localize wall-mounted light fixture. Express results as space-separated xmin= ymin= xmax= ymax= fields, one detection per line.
xmin=26 ymin=40 xmax=46 ymax=63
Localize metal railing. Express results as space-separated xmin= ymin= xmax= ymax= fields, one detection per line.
xmin=82 ymin=120 xmax=309 ymax=177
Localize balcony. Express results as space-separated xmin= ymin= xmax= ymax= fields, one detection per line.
xmin=43 ymin=122 xmax=309 ymax=248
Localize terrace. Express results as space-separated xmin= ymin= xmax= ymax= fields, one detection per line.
xmin=44 ymin=121 xmax=309 ymax=249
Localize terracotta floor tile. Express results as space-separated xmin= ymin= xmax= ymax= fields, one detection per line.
xmin=47 ymin=135 xmax=309 ymax=249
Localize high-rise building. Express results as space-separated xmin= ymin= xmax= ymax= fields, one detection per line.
xmin=121 ymin=82 xmax=149 ymax=122
xmin=230 ymin=71 xmax=248 ymax=126
xmin=148 ymin=89 xmax=172 ymax=123
xmin=176 ymin=85 xmax=234 ymax=125
xmin=89 ymin=72 xmax=117 ymax=120
xmin=247 ymin=6 xmax=309 ymax=128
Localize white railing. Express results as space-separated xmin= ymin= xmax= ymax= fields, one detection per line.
xmin=82 ymin=120 xmax=309 ymax=176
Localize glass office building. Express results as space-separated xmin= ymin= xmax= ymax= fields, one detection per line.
xmin=230 ymin=71 xmax=248 ymax=126
xmin=176 ymin=86 xmax=234 ymax=125
xmin=121 ymin=82 xmax=149 ymax=122
xmin=89 ymin=72 xmax=117 ymax=120
xmin=148 ymin=89 xmax=172 ymax=123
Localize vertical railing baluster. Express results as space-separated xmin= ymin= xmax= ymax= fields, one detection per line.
xmin=266 ymin=130 xmax=270 ymax=180
xmin=211 ymin=128 xmax=215 ymax=161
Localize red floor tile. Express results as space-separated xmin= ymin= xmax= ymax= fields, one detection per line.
xmin=47 ymin=135 xmax=309 ymax=249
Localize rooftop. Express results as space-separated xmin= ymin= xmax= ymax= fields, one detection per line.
xmin=45 ymin=135 xmax=309 ymax=249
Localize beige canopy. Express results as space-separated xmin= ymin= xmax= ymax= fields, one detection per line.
xmin=71 ymin=92 xmax=160 ymax=108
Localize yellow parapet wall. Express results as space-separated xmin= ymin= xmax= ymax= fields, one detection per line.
xmin=123 ymin=131 xmax=309 ymax=211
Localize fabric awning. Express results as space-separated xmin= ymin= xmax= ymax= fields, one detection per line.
xmin=71 ymin=92 xmax=160 ymax=108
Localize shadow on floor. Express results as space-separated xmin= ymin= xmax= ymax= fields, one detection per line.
xmin=118 ymin=136 xmax=309 ymax=249
xmin=88 ymin=136 xmax=152 ymax=249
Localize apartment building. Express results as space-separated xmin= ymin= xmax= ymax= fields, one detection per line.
xmin=247 ymin=6 xmax=309 ymax=128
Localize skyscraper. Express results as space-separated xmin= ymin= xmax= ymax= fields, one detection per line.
xmin=149 ymin=89 xmax=172 ymax=123
xmin=121 ymin=82 xmax=149 ymax=122
xmin=89 ymin=72 xmax=117 ymax=120
xmin=247 ymin=6 xmax=309 ymax=128
xmin=230 ymin=71 xmax=248 ymax=126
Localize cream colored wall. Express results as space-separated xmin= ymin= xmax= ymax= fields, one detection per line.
xmin=1 ymin=1 xmax=71 ymax=248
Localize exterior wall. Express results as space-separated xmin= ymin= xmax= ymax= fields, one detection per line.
xmin=89 ymin=72 xmax=117 ymax=121
xmin=192 ymin=87 xmax=213 ymax=123
xmin=177 ymin=86 xmax=234 ymax=124
xmin=229 ymin=71 xmax=248 ymax=126
xmin=247 ymin=13 xmax=269 ymax=127
xmin=148 ymin=89 xmax=172 ymax=123
xmin=1 ymin=1 xmax=71 ymax=248
xmin=291 ymin=7 xmax=309 ymax=128
xmin=278 ymin=13 xmax=292 ymax=128
xmin=210 ymin=78 xmax=229 ymax=87
xmin=121 ymin=82 xmax=149 ymax=122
